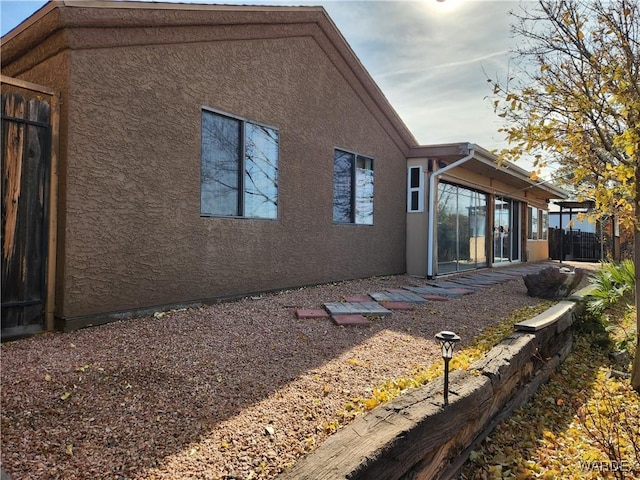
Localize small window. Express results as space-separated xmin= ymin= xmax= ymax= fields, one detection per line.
xmin=333 ymin=149 xmax=374 ymax=225
xmin=407 ymin=166 xmax=424 ymax=213
xmin=201 ymin=109 xmax=278 ymax=219
xmin=527 ymin=206 xmax=539 ymax=240
xmin=527 ymin=207 xmax=549 ymax=241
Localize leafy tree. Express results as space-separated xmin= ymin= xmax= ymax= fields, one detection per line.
xmin=488 ymin=0 xmax=640 ymax=390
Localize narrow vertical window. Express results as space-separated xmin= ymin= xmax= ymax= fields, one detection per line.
xmin=355 ymin=156 xmax=374 ymax=225
xmin=201 ymin=109 xmax=278 ymax=219
xmin=407 ymin=166 xmax=424 ymax=213
xmin=527 ymin=206 xmax=539 ymax=240
xmin=333 ymin=149 xmax=374 ymax=224
xmin=541 ymin=210 xmax=549 ymax=240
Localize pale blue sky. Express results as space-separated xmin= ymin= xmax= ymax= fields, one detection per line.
xmin=1 ymin=0 xmax=526 ymax=157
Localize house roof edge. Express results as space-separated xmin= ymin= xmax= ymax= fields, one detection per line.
xmin=1 ymin=0 xmax=417 ymax=153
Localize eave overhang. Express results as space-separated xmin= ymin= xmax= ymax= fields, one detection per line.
xmin=408 ymin=142 xmax=569 ymax=201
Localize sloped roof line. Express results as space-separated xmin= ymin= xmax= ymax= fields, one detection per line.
xmin=1 ymin=0 xmax=418 ymax=153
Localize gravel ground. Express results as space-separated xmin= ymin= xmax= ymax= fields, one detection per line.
xmin=1 ymin=267 xmax=588 ymax=480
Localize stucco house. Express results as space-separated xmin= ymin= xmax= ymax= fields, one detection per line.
xmin=1 ymin=0 xmax=565 ymax=337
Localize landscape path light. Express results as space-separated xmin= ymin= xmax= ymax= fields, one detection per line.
xmin=435 ymin=330 xmax=461 ymax=406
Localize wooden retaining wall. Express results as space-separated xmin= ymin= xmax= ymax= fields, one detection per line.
xmin=280 ymin=287 xmax=593 ymax=480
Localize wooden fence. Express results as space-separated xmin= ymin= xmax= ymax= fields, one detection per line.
xmin=1 ymin=76 xmax=59 ymax=339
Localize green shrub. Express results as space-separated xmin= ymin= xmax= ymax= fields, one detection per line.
xmin=587 ymin=260 xmax=635 ymax=314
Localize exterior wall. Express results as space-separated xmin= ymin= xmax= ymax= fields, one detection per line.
xmin=527 ymin=240 xmax=549 ymax=262
xmin=2 ymin=8 xmax=409 ymax=321
xmin=406 ymin=158 xmax=429 ymax=276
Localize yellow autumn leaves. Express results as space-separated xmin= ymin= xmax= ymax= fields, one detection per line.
xmin=335 ymin=302 xmax=555 ymax=423
xmin=460 ymin=302 xmax=639 ymax=479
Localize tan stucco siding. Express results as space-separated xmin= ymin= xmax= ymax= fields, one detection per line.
xmin=54 ymin=34 xmax=406 ymax=317
xmin=527 ymin=241 xmax=549 ymax=262
xmin=406 ymin=158 xmax=428 ymax=276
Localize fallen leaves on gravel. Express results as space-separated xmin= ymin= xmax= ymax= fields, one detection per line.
xmin=2 ymin=274 xmax=545 ymax=480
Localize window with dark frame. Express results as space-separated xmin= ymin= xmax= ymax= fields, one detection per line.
xmin=201 ymin=109 xmax=278 ymax=219
xmin=407 ymin=166 xmax=424 ymax=213
xmin=333 ymin=149 xmax=374 ymax=225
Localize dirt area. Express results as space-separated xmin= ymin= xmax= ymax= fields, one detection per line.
xmin=0 ymin=262 xmax=597 ymax=480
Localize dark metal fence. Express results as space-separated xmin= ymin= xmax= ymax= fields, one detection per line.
xmin=549 ymin=228 xmax=609 ymax=262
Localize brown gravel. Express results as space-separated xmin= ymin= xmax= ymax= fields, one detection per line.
xmin=1 ymin=269 xmax=567 ymax=480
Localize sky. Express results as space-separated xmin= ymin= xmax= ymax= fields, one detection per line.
xmin=0 ymin=0 xmax=529 ymax=162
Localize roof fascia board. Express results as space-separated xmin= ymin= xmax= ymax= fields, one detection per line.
xmin=1 ymin=0 xmax=58 ymax=44
xmin=409 ymin=142 xmax=567 ymax=199
xmin=61 ymin=0 xmax=320 ymax=13
xmin=407 ymin=142 xmax=473 ymax=159
xmin=456 ymin=144 xmax=568 ymax=198
xmin=466 ymin=153 xmax=568 ymax=199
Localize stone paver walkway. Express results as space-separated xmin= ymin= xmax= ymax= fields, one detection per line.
xmin=295 ymin=263 xmax=558 ymax=327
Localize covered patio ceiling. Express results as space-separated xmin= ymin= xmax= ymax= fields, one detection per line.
xmin=408 ymin=142 xmax=568 ymax=200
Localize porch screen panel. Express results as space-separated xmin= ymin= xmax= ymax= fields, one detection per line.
xmin=457 ymin=189 xmax=473 ymax=271
xmin=494 ymin=197 xmax=511 ymax=263
xmin=494 ymin=197 xmax=521 ymax=263
xmin=437 ymin=182 xmax=458 ymax=274
xmin=437 ymin=182 xmax=488 ymax=275
xmin=471 ymin=191 xmax=488 ymax=268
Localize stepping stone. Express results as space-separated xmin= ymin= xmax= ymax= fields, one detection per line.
xmin=448 ymin=279 xmax=493 ymax=288
xmin=332 ymin=315 xmax=371 ymax=326
xmin=369 ymin=291 xmax=429 ymax=303
xmin=324 ymin=302 xmax=392 ymax=317
xmin=343 ymin=296 xmax=371 ymax=302
xmin=429 ymin=281 xmax=477 ymax=291
xmin=419 ymin=294 xmax=450 ymax=302
xmin=443 ymin=287 xmax=475 ymax=295
xmin=296 ymin=309 xmax=329 ymax=319
xmin=380 ymin=301 xmax=414 ymax=310
xmin=403 ymin=286 xmax=464 ymax=298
